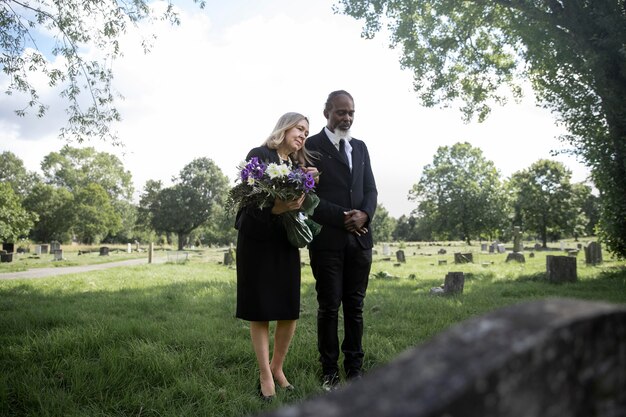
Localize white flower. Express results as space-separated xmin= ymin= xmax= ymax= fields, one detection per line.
xmin=266 ymin=163 xmax=290 ymax=179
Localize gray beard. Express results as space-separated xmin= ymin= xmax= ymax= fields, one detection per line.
xmin=335 ymin=128 xmax=351 ymax=140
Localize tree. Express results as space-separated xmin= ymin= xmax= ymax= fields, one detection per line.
xmin=336 ymin=0 xmax=626 ymax=257
xmin=71 ymin=183 xmax=121 ymax=244
xmin=22 ymin=183 xmax=74 ymax=242
xmin=1 ymin=0 xmax=204 ymax=143
xmin=150 ymin=158 xmax=229 ymax=250
xmin=409 ymin=142 xmax=507 ymax=244
xmin=571 ymin=182 xmax=600 ymax=238
xmin=370 ymin=203 xmax=396 ymax=243
xmin=0 ymin=151 xmax=40 ymax=196
xmin=509 ymin=159 xmax=575 ymax=248
xmin=0 ymin=182 xmax=37 ymax=243
xmin=41 ymin=146 xmax=133 ymax=201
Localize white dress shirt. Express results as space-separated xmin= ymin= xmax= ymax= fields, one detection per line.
xmin=324 ymin=127 xmax=352 ymax=170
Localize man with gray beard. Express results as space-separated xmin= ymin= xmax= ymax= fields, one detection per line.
xmin=304 ymin=90 xmax=378 ymax=391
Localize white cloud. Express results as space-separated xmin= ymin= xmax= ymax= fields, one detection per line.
xmin=0 ymin=0 xmax=590 ymax=217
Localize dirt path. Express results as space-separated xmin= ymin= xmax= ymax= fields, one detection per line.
xmin=0 ymin=256 xmax=167 ymax=280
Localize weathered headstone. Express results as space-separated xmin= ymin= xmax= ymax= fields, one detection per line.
xmin=2 ymin=242 xmax=15 ymax=253
xmin=40 ymin=244 xmax=49 ymax=254
xmin=505 ymin=252 xmax=526 ymax=263
xmin=99 ymin=246 xmax=109 ymax=256
xmin=49 ymin=241 xmax=61 ymax=252
xmin=546 ymin=255 xmax=577 ymax=283
xmin=127 ymin=243 xmax=132 ymax=253
xmin=566 ymin=249 xmax=579 ymax=257
xmin=382 ymin=243 xmax=391 ymax=256
xmin=52 ymin=249 xmax=63 ymax=261
xmin=454 ymin=252 xmax=473 ymax=264
xmin=584 ymin=241 xmax=603 ymax=265
xmin=443 ymin=272 xmax=464 ymax=294
xmin=560 ymin=241 xmax=565 ymax=250
xmin=34 ymin=245 xmax=42 ymax=255
xmin=438 ymin=248 xmax=447 ymax=255
xmin=481 ymin=243 xmax=488 ymax=252
xmin=497 ymin=244 xmax=506 ymax=253
xmin=438 ymin=260 xmax=447 ymax=266
xmin=256 ymin=299 xmax=626 ymax=417
xmin=489 ymin=244 xmax=495 ymax=253
xmin=223 ymin=247 xmax=235 ymax=265
xmin=395 ymin=250 xmax=406 ymax=263
xmin=534 ymin=242 xmax=542 ymax=251
xmin=0 ymin=250 xmax=12 ymax=263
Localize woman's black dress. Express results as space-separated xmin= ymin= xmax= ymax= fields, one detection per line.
xmin=235 ymin=145 xmax=301 ymax=321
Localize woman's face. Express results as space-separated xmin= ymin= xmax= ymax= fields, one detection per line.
xmin=283 ymin=119 xmax=309 ymax=153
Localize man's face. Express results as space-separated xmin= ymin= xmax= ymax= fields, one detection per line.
xmin=324 ymin=94 xmax=355 ymax=133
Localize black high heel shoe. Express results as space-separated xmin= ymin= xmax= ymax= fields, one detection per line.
xmin=258 ymin=382 xmax=275 ymax=402
xmin=278 ymin=383 xmax=295 ymax=391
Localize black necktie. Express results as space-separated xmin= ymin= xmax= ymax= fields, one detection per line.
xmin=339 ymin=139 xmax=348 ymax=165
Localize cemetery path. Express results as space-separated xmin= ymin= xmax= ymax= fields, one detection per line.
xmin=0 ymin=256 xmax=167 ymax=280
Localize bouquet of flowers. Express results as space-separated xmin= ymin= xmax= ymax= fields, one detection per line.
xmin=227 ymin=157 xmax=322 ymax=248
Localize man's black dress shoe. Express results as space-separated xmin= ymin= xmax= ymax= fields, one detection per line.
xmin=346 ymin=369 xmax=363 ymax=380
xmin=321 ymin=373 xmax=340 ymax=392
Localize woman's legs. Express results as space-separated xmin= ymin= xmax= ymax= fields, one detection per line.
xmin=270 ymin=319 xmax=297 ymax=388
xmin=250 ymin=321 xmax=275 ymax=396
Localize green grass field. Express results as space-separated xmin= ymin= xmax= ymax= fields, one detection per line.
xmin=1 ymin=241 xmax=625 ymax=416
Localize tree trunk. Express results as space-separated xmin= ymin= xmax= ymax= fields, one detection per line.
xmin=177 ymin=232 xmax=186 ymax=250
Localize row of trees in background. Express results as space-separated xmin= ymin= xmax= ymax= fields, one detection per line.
xmin=1 ymin=142 xmax=599 ymax=251
xmin=372 ymin=143 xmax=598 ymax=247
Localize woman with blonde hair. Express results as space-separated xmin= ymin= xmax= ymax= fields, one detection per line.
xmin=235 ymin=112 xmax=317 ymax=401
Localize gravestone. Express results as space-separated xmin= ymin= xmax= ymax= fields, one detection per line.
xmin=40 ymin=244 xmax=49 ymax=254
xmin=34 ymin=245 xmax=42 ymax=255
xmin=584 ymin=241 xmax=603 ymax=265
xmin=2 ymin=242 xmax=15 ymax=253
xmin=0 ymin=250 xmax=13 ymax=263
xmin=438 ymin=260 xmax=447 ymax=266
xmin=534 ymin=243 xmax=542 ymax=251
xmin=481 ymin=243 xmax=488 ymax=252
xmin=560 ymin=241 xmax=565 ymax=250
xmin=52 ymin=249 xmax=63 ymax=261
xmin=454 ymin=252 xmax=473 ymax=264
xmin=567 ymin=249 xmax=579 ymax=257
xmin=99 ymin=246 xmax=109 ymax=256
xmin=167 ymin=251 xmax=189 ymax=263
xmin=49 ymin=241 xmax=61 ymax=252
xmin=127 ymin=243 xmax=132 ymax=253
xmin=395 ymin=250 xmax=406 ymax=263
xmin=256 ymin=298 xmax=626 ymax=417
xmin=437 ymin=248 xmax=447 ymax=255
xmin=383 ymin=243 xmax=391 ymax=256
xmin=505 ymin=252 xmax=525 ymax=263
xmin=546 ymin=255 xmax=577 ymax=283
xmin=223 ymin=247 xmax=235 ymax=265
xmin=497 ymin=244 xmax=506 ymax=253
xmin=443 ymin=272 xmax=464 ymax=294
xmin=489 ymin=244 xmax=495 ymax=253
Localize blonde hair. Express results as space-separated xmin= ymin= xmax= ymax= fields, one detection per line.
xmin=263 ymin=112 xmax=314 ymax=165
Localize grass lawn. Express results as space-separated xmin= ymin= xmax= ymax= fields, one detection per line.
xmin=1 ymin=241 xmax=625 ymax=416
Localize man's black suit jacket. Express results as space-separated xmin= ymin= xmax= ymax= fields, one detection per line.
xmin=305 ymin=129 xmax=377 ymax=250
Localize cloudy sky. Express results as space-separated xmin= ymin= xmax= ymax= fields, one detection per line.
xmin=0 ymin=0 xmax=590 ymax=218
